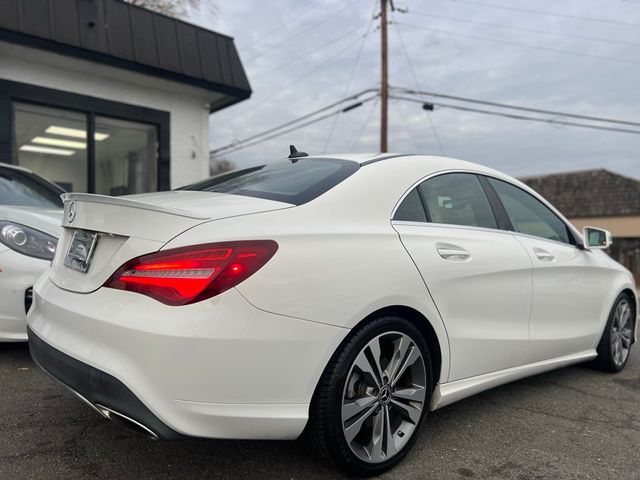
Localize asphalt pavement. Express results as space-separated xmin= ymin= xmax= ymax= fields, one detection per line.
xmin=1 ymin=341 xmax=639 ymax=480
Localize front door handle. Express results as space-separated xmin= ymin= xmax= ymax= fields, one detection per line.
xmin=533 ymin=247 xmax=555 ymax=262
xmin=436 ymin=243 xmax=471 ymax=261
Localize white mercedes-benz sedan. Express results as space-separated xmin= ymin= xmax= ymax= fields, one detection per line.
xmin=28 ymin=152 xmax=637 ymax=476
xmin=0 ymin=163 xmax=63 ymax=341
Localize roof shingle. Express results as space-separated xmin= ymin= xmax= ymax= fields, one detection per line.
xmin=521 ymin=169 xmax=640 ymax=218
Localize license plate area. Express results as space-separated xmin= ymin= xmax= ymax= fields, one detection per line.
xmin=63 ymin=230 xmax=98 ymax=273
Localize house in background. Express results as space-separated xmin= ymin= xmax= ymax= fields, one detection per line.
xmin=522 ymin=169 xmax=640 ymax=283
xmin=0 ymin=0 xmax=250 ymax=195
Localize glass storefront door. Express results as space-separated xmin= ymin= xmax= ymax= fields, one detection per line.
xmin=12 ymin=103 xmax=158 ymax=195
xmin=94 ymin=116 xmax=158 ymax=196
xmin=13 ymin=102 xmax=88 ymax=192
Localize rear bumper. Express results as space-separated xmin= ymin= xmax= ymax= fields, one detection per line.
xmin=28 ymin=325 xmax=181 ymax=439
xmin=28 ymin=275 xmax=347 ymax=440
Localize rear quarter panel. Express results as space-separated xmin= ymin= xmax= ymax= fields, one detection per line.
xmin=163 ymin=209 xmax=452 ymax=381
xmin=162 ymin=159 xmax=460 ymax=382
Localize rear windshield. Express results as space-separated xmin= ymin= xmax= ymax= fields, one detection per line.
xmin=0 ymin=167 xmax=63 ymax=208
xmin=178 ymin=158 xmax=359 ymax=205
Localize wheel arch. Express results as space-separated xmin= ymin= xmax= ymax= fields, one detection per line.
xmin=620 ymin=287 xmax=638 ymax=344
xmin=621 ymin=287 xmax=637 ymax=305
xmin=352 ymin=305 xmax=445 ymax=386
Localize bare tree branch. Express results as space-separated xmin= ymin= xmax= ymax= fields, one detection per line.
xmin=209 ymin=158 xmax=235 ymax=176
xmin=124 ymin=0 xmax=215 ymax=18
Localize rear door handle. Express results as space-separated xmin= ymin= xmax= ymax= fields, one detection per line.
xmin=436 ymin=244 xmax=471 ymax=261
xmin=533 ymin=247 xmax=555 ymax=262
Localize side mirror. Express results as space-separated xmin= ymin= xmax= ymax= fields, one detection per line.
xmin=583 ymin=227 xmax=612 ymax=250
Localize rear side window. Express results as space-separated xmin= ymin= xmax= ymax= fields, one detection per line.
xmin=488 ymin=178 xmax=571 ymax=244
xmin=393 ymin=188 xmax=427 ymax=222
xmin=419 ymin=173 xmax=497 ymax=229
xmin=179 ymin=159 xmax=359 ymax=205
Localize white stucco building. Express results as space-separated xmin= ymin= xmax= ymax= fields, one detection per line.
xmin=0 ymin=0 xmax=250 ymax=194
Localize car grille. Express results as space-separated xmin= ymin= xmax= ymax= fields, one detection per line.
xmin=24 ymin=287 xmax=33 ymax=314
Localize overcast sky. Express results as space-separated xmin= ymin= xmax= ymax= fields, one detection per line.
xmin=186 ymin=0 xmax=640 ymax=180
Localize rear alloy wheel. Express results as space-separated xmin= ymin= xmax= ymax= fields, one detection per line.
xmin=595 ymin=294 xmax=635 ymax=373
xmin=309 ymin=316 xmax=432 ymax=476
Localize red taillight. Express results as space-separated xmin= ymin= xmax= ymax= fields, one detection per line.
xmin=104 ymin=240 xmax=278 ymax=306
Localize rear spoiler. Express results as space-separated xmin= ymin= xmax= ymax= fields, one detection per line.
xmin=61 ymin=193 xmax=208 ymax=228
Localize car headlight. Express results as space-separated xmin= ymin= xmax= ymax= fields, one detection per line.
xmin=0 ymin=221 xmax=58 ymax=260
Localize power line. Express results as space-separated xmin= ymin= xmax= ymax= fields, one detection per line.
xmin=218 ymin=110 xmax=344 ymax=157
xmin=217 ymin=96 xmax=378 ymax=157
xmin=395 ymin=87 xmax=640 ymax=128
xmin=324 ymin=5 xmax=377 ymax=152
xmin=425 ymin=107 xmax=445 ymax=154
xmin=390 ymin=97 xmax=420 ymax=152
xmin=391 ymin=15 xmax=444 ymax=153
xmin=391 ymin=95 xmax=640 ymax=136
xmin=410 ymin=11 xmax=640 ymax=48
xmin=397 ymin=22 xmax=640 ymax=67
xmin=252 ymin=22 xmax=368 ymax=80
xmin=232 ymin=32 xmax=371 ymax=123
xmin=351 ymin=97 xmax=379 ymax=152
xmin=212 ymin=90 xmax=378 ymax=157
xmin=449 ymin=0 xmax=640 ymax=27
xmin=240 ymin=0 xmax=326 ymax=51
xmin=245 ymin=0 xmax=362 ymax=63
xmin=212 ymin=89 xmax=377 ymax=155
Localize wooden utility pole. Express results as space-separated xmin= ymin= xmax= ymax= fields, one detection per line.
xmin=380 ymin=0 xmax=389 ymax=152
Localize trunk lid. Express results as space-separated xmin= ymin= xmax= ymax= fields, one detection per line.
xmin=50 ymin=191 xmax=291 ymax=293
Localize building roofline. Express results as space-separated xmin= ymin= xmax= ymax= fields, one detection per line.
xmin=521 ymin=167 xmax=640 ymax=218
xmin=520 ymin=167 xmax=640 ymax=184
xmin=0 ymin=0 xmax=251 ymax=113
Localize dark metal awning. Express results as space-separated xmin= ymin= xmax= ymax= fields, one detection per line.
xmin=0 ymin=0 xmax=251 ymax=112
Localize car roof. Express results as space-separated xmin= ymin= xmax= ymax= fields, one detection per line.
xmin=305 ymin=153 xmax=506 ymax=177
xmin=307 ymin=153 xmax=554 ymax=207
xmin=303 ymin=153 xmax=405 ymax=164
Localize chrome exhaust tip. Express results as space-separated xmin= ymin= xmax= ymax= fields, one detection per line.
xmin=94 ymin=403 xmax=159 ymax=440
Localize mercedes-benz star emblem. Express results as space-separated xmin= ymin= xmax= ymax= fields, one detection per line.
xmin=68 ymin=202 xmax=77 ymax=224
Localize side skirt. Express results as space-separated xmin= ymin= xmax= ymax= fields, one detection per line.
xmin=430 ymin=350 xmax=597 ymax=410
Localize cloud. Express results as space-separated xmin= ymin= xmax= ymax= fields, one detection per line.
xmin=189 ymin=0 xmax=640 ymax=179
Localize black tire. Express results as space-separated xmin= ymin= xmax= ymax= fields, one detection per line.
xmin=308 ymin=315 xmax=433 ymax=477
xmin=594 ymin=293 xmax=636 ymax=373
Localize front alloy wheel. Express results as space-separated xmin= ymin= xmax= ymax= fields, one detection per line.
xmin=610 ymin=298 xmax=634 ymax=368
xmin=309 ymin=316 xmax=432 ymax=476
xmin=596 ymin=293 xmax=636 ymax=372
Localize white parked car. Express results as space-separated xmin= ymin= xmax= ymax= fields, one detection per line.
xmin=0 ymin=163 xmax=62 ymax=341
xmin=28 ymin=153 xmax=636 ymax=476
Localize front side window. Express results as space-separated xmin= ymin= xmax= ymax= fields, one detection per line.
xmin=179 ymin=158 xmax=359 ymax=205
xmin=488 ymin=178 xmax=571 ymax=244
xmin=419 ymin=173 xmax=497 ymax=229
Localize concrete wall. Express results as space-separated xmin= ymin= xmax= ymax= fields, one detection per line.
xmin=0 ymin=41 xmax=211 ymax=188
